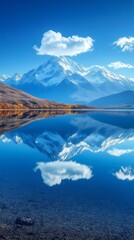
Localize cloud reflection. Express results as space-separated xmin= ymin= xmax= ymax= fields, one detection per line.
xmin=114 ymin=167 xmax=134 ymax=181
xmin=34 ymin=160 xmax=92 ymax=186
xmin=107 ymin=148 xmax=134 ymax=157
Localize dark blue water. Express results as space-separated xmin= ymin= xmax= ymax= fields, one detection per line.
xmin=0 ymin=111 xmax=134 ymax=240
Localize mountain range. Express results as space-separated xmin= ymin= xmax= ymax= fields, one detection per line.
xmin=1 ymin=56 xmax=134 ymax=104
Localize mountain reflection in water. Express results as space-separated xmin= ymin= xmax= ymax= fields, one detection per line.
xmin=1 ymin=110 xmax=134 ymax=185
xmin=0 ymin=110 xmax=134 ymax=240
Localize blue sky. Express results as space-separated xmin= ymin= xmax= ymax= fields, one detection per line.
xmin=1 ymin=0 xmax=134 ymax=77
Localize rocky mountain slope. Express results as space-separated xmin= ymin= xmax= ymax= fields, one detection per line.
xmin=0 ymin=82 xmax=89 ymax=109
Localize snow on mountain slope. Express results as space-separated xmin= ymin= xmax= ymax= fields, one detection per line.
xmin=84 ymin=65 xmax=134 ymax=94
xmin=85 ymin=65 xmax=127 ymax=83
xmin=0 ymin=73 xmax=22 ymax=86
xmin=0 ymin=74 xmax=11 ymax=82
xmin=19 ymin=56 xmax=91 ymax=87
xmin=13 ymin=56 xmax=99 ymax=103
xmin=1 ymin=56 xmax=134 ymax=103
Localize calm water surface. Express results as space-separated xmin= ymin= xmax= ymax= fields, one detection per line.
xmin=0 ymin=111 xmax=134 ymax=240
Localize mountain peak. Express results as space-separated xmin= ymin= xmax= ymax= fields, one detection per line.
xmin=45 ymin=56 xmax=87 ymax=75
xmin=89 ymin=65 xmax=104 ymax=71
xmin=11 ymin=73 xmax=22 ymax=81
xmin=0 ymin=74 xmax=11 ymax=81
xmin=47 ymin=56 xmax=74 ymax=71
xmin=30 ymin=56 xmax=90 ymax=87
xmin=86 ymin=64 xmax=127 ymax=82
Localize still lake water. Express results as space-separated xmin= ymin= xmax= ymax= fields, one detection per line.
xmin=0 ymin=110 xmax=134 ymax=240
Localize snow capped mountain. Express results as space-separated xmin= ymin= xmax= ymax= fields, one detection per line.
xmin=11 ymin=73 xmax=22 ymax=81
xmin=20 ymin=56 xmax=90 ymax=87
xmin=1 ymin=56 xmax=134 ymax=103
xmin=84 ymin=65 xmax=134 ymax=95
xmin=13 ymin=56 xmax=99 ymax=103
xmin=85 ymin=65 xmax=127 ymax=83
xmin=0 ymin=74 xmax=11 ymax=82
xmin=0 ymin=73 xmax=22 ymax=86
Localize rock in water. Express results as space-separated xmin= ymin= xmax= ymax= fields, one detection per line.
xmin=15 ymin=217 xmax=34 ymax=226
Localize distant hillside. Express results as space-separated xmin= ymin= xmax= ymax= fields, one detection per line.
xmin=90 ymin=90 xmax=134 ymax=108
xmin=0 ymin=82 xmax=90 ymax=110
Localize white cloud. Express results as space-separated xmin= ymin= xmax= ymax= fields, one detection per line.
xmin=113 ymin=37 xmax=134 ymax=52
xmin=114 ymin=167 xmax=134 ymax=181
xmin=34 ymin=30 xmax=94 ymax=56
xmin=107 ymin=148 xmax=134 ymax=157
xmin=108 ymin=61 xmax=134 ymax=69
xmin=34 ymin=160 xmax=92 ymax=186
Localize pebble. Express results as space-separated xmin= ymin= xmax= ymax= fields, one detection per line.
xmin=15 ymin=217 xmax=34 ymax=226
